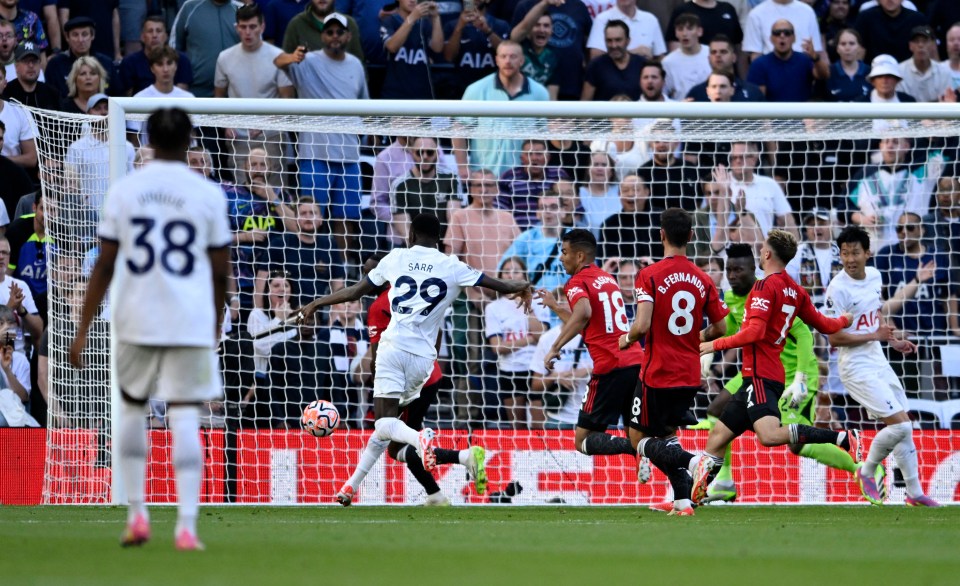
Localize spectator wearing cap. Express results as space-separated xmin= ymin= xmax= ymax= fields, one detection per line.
xmin=117 ymin=16 xmax=193 ymax=97
xmin=0 ymin=4 xmax=48 ymax=73
xmin=171 ymin=0 xmax=241 ymax=97
xmin=45 ymin=17 xmax=116 ymax=99
xmin=795 ymin=208 xmax=841 ymax=305
xmin=854 ymin=0 xmax=927 ymax=63
xmin=274 ymin=13 xmax=369 ymax=268
xmin=2 ymin=43 xmax=60 ymax=111
xmin=747 ymin=19 xmax=828 ymax=102
xmin=897 ymin=25 xmax=953 ymax=103
xmin=63 ymin=93 xmax=135 ymax=242
xmin=855 ymin=54 xmax=916 ymax=103
xmin=57 ymin=0 xmax=121 ymax=61
xmin=282 ymin=0 xmax=363 ymax=64
xmin=0 ymin=77 xmax=38 ymax=171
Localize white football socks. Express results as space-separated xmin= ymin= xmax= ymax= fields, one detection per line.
xmin=168 ymin=406 xmax=202 ymax=537
xmin=346 ymin=436 xmax=390 ymax=490
xmin=119 ymin=401 xmax=148 ymax=525
xmin=890 ymin=422 xmax=924 ymax=498
xmin=374 ymin=417 xmax=420 ymax=448
xmin=863 ymin=421 xmax=909 ymax=476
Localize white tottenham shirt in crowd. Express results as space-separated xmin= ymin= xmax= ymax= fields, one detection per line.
xmin=99 ymin=160 xmax=232 ymax=347
xmin=366 ymin=245 xmax=483 ymax=360
xmin=824 ymin=267 xmax=888 ymax=377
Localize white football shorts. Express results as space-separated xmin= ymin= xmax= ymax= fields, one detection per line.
xmin=116 ymin=343 xmax=222 ymax=403
xmin=373 ymin=341 xmax=434 ymax=406
xmin=841 ymin=365 xmax=907 ymax=420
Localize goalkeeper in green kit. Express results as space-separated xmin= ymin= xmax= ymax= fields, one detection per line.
xmin=693 ymin=244 xmax=877 ymax=502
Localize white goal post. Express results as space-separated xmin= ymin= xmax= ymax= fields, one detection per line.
xmin=29 ymin=98 xmax=960 ymax=506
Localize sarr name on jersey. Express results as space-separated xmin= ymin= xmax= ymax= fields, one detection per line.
xmin=592 ymin=276 xmax=617 ymax=289
xmin=750 ymin=297 xmax=770 ymax=311
xmin=855 ymin=309 xmax=881 ymax=330
xmin=408 ymin=263 xmax=434 ymax=272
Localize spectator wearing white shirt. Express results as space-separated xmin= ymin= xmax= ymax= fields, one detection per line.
xmin=662 ymin=13 xmax=712 ymax=100
xmin=742 ymin=0 xmax=824 ymax=68
xmin=0 ymin=78 xmax=37 ymax=171
xmin=586 ymin=0 xmax=665 ymax=60
xmin=725 ymin=140 xmax=798 ymax=238
xmin=131 ymin=46 xmax=195 ymax=148
xmin=897 ymin=25 xmax=953 ymax=103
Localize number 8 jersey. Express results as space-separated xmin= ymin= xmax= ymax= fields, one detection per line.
xmin=366 ymin=245 xmax=483 ymax=360
xmin=564 ymin=264 xmax=642 ymax=375
xmin=635 ymin=256 xmax=728 ymax=387
xmin=100 ymin=160 xmax=232 ymax=347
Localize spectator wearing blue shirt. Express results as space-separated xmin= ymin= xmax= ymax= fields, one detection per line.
xmin=443 ymin=0 xmax=511 ymax=99
xmin=747 ymin=19 xmax=828 ymax=102
xmin=581 ymin=19 xmax=644 ymax=102
xmin=264 ymin=0 xmax=308 ymax=46
xmin=380 ymin=0 xmax=443 ymax=99
xmin=686 ymin=35 xmax=765 ymax=102
xmin=117 ymin=16 xmax=193 ymax=96
xmin=510 ymin=0 xmax=592 ymax=101
xmin=823 ymin=28 xmax=871 ymax=101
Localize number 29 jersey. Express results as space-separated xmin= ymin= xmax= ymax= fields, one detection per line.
xmin=367 ymin=245 xmax=483 ymax=360
xmin=635 ymin=256 xmax=728 ymax=387
xmin=564 ymin=264 xmax=642 ymax=375
xmin=99 ymin=160 xmax=232 ymax=347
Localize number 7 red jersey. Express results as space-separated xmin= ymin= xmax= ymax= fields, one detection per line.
xmin=635 ymin=256 xmax=728 ymax=387
xmin=712 ymin=271 xmax=849 ymax=382
xmin=564 ymin=265 xmax=643 ymax=375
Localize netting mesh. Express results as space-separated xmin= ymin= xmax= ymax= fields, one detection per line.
xmin=27 ymin=103 xmax=960 ymax=505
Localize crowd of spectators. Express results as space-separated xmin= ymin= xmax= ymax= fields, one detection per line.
xmin=1 ymin=0 xmax=960 ymax=433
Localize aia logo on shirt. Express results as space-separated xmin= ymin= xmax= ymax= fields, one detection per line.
xmin=750 ymin=297 xmax=770 ymax=312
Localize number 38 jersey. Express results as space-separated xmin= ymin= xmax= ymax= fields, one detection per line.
xmin=565 ymin=264 xmax=642 ymax=375
xmin=100 ymin=160 xmax=231 ymax=347
xmin=367 ymin=245 xmax=483 ymax=360
xmin=636 ymin=256 xmax=728 ymax=387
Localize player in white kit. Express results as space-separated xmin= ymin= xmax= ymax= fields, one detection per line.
xmin=299 ymin=214 xmax=532 ymax=471
xmin=824 ymin=226 xmax=939 ymax=506
xmin=70 ymin=108 xmax=232 ymax=549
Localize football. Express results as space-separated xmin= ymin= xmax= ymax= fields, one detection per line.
xmin=301 ymin=400 xmax=340 ymax=437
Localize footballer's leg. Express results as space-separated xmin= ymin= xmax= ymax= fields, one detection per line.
xmin=372 ymin=348 xmax=438 ymax=470
xmin=574 ymin=368 xmax=639 ymax=457
xmin=118 ymin=397 xmax=151 ymax=547
xmin=168 ymin=403 xmax=204 ymax=551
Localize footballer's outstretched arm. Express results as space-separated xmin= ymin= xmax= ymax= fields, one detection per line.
xmin=69 ymin=240 xmax=119 ymax=368
xmin=702 ymin=316 xmax=766 ymax=354
xmin=478 ymin=274 xmax=533 ymax=310
xmin=301 ymin=278 xmax=378 ymax=320
xmin=544 ymin=298 xmax=590 ymax=370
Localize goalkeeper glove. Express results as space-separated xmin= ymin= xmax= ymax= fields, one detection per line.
xmin=784 ymin=372 xmax=808 ymax=410
xmin=700 ymin=352 xmax=714 ymax=379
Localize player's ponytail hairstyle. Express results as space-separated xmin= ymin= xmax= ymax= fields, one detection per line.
xmin=146 ymin=107 xmax=193 ymax=152
xmin=660 ymin=207 xmax=692 ymax=248
xmin=560 ymin=228 xmax=597 ymax=258
xmin=836 ymin=225 xmax=871 ymax=252
xmin=765 ymin=229 xmax=798 ymax=264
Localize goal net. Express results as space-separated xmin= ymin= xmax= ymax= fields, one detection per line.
xmin=28 ymin=99 xmax=960 ymax=505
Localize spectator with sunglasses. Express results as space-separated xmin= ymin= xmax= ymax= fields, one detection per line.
xmin=742 ymin=0 xmax=824 ymax=64
xmin=389 ymin=136 xmax=463 ymax=244
xmin=747 ymin=20 xmax=828 ymax=102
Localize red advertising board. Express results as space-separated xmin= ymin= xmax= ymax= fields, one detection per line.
xmin=3 ymin=429 xmax=959 ymax=505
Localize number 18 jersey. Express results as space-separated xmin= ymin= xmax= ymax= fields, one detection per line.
xmin=100 ymin=160 xmax=231 ymax=347
xmin=636 ymin=256 xmax=728 ymax=387
xmin=367 ymin=245 xmax=483 ymax=360
xmin=564 ymin=264 xmax=642 ymax=375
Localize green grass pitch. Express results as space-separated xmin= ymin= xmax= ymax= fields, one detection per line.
xmin=3 ymin=506 xmax=959 ymax=585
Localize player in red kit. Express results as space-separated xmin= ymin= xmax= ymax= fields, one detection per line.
xmin=684 ymin=229 xmax=859 ymax=504
xmin=618 ymin=208 xmax=729 ymax=515
xmin=543 ymin=229 xmax=643 ymax=458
